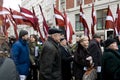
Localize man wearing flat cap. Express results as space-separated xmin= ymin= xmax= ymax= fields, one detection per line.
xmin=102 ymin=38 xmax=120 ymax=80
xmin=11 ymin=30 xmax=30 ymax=80
xmin=39 ymin=28 xmax=63 ymax=80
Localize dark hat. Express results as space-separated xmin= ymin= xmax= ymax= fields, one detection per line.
xmin=19 ymin=30 xmax=28 ymax=38
xmin=48 ymin=28 xmax=62 ymax=35
xmin=104 ymin=38 xmax=116 ymax=47
xmin=93 ymin=34 xmax=101 ymax=38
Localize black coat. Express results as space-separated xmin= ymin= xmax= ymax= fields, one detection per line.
xmin=39 ymin=37 xmax=62 ymax=80
xmin=60 ymin=45 xmax=73 ymax=80
xmin=88 ymin=39 xmax=102 ymax=67
xmin=102 ymin=49 xmax=120 ymax=80
xmin=73 ymin=43 xmax=91 ymax=80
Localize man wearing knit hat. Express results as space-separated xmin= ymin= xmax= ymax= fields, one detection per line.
xmin=39 ymin=28 xmax=63 ymax=80
xmin=102 ymin=38 xmax=120 ymax=80
xmin=11 ymin=30 xmax=30 ymax=80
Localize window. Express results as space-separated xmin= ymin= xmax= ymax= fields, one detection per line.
xmin=76 ymin=0 xmax=80 ymax=6
xmin=60 ymin=0 xmax=65 ymax=10
xmin=97 ymin=9 xmax=107 ymax=30
xmin=75 ymin=14 xmax=84 ymax=31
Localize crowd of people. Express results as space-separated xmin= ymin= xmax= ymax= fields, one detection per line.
xmin=0 ymin=28 xmax=120 ymax=80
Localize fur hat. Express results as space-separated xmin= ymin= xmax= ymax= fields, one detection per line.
xmin=48 ymin=28 xmax=62 ymax=35
xmin=104 ymin=38 xmax=116 ymax=47
xmin=19 ymin=30 xmax=28 ymax=38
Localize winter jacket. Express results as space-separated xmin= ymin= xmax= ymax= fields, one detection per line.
xmin=102 ymin=49 xmax=120 ymax=80
xmin=39 ymin=37 xmax=62 ymax=80
xmin=11 ymin=39 xmax=30 ymax=75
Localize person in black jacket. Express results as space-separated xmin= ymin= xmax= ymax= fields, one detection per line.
xmin=88 ymin=34 xmax=102 ymax=80
xmin=73 ymin=35 xmax=93 ymax=80
xmin=59 ymin=38 xmax=73 ymax=80
xmin=102 ymin=38 xmax=120 ymax=80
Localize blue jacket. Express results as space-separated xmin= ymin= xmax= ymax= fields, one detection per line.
xmin=11 ymin=39 xmax=30 ymax=75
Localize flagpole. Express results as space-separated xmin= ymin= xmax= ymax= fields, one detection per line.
xmin=52 ymin=0 xmax=56 ymax=27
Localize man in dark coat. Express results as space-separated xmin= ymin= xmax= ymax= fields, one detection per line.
xmin=59 ymin=38 xmax=73 ymax=80
xmin=88 ymin=34 xmax=102 ymax=80
xmin=102 ymin=38 xmax=120 ymax=80
xmin=39 ymin=28 xmax=63 ymax=80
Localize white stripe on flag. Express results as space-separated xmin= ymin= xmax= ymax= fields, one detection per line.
xmin=21 ymin=12 xmax=33 ymax=18
xmin=0 ymin=11 xmax=9 ymax=15
xmin=55 ymin=14 xmax=64 ymax=20
xmin=106 ymin=16 xmax=114 ymax=22
xmin=13 ymin=15 xmax=24 ymax=19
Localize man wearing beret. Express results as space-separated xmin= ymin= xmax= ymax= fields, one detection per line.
xmin=11 ymin=30 xmax=30 ymax=80
xmin=39 ymin=28 xmax=63 ymax=80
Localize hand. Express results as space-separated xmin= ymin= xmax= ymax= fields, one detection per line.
xmin=72 ymin=55 xmax=74 ymax=58
xmin=32 ymin=63 xmax=36 ymax=65
xmin=86 ymin=56 xmax=93 ymax=64
xmin=86 ymin=56 xmax=92 ymax=60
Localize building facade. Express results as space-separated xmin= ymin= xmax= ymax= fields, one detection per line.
xmin=21 ymin=0 xmax=56 ymax=35
xmin=57 ymin=0 xmax=119 ymax=38
xmin=21 ymin=0 xmax=120 ymax=40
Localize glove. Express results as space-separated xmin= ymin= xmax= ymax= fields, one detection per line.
xmin=19 ymin=75 xmax=26 ymax=80
xmin=86 ymin=56 xmax=93 ymax=64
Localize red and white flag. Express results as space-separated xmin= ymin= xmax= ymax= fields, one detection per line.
xmin=91 ymin=3 xmax=97 ymax=37
xmin=64 ymin=11 xmax=74 ymax=43
xmin=54 ymin=7 xmax=65 ymax=27
xmin=20 ymin=6 xmax=39 ymax=31
xmin=80 ymin=4 xmax=90 ymax=38
xmin=0 ymin=6 xmax=10 ymax=26
xmin=105 ymin=5 xmax=114 ymax=29
xmin=32 ymin=7 xmax=45 ymax=42
xmin=10 ymin=8 xmax=32 ymax=26
xmin=39 ymin=5 xmax=49 ymax=39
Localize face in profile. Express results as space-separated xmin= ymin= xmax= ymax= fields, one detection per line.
xmin=30 ymin=36 xmax=35 ymax=42
xmin=109 ymin=42 xmax=118 ymax=50
xmin=52 ymin=33 xmax=62 ymax=43
xmin=80 ymin=36 xmax=89 ymax=48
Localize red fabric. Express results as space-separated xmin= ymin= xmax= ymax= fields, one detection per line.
xmin=20 ymin=7 xmax=39 ymax=31
xmin=10 ymin=8 xmax=32 ymax=26
xmin=0 ymin=6 xmax=10 ymax=26
xmin=32 ymin=7 xmax=45 ymax=42
xmin=54 ymin=8 xmax=65 ymax=26
xmin=105 ymin=6 xmax=114 ymax=29
xmin=91 ymin=4 xmax=97 ymax=37
xmin=64 ymin=11 xmax=74 ymax=43
xmin=80 ymin=4 xmax=90 ymax=38
xmin=39 ymin=5 xmax=49 ymax=40
xmin=116 ymin=5 xmax=120 ymax=34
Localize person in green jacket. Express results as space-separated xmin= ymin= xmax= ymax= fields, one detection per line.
xmin=102 ymin=38 xmax=120 ymax=80
xmin=28 ymin=34 xmax=42 ymax=80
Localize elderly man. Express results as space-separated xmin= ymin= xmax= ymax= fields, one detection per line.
xmin=39 ymin=28 xmax=63 ymax=80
